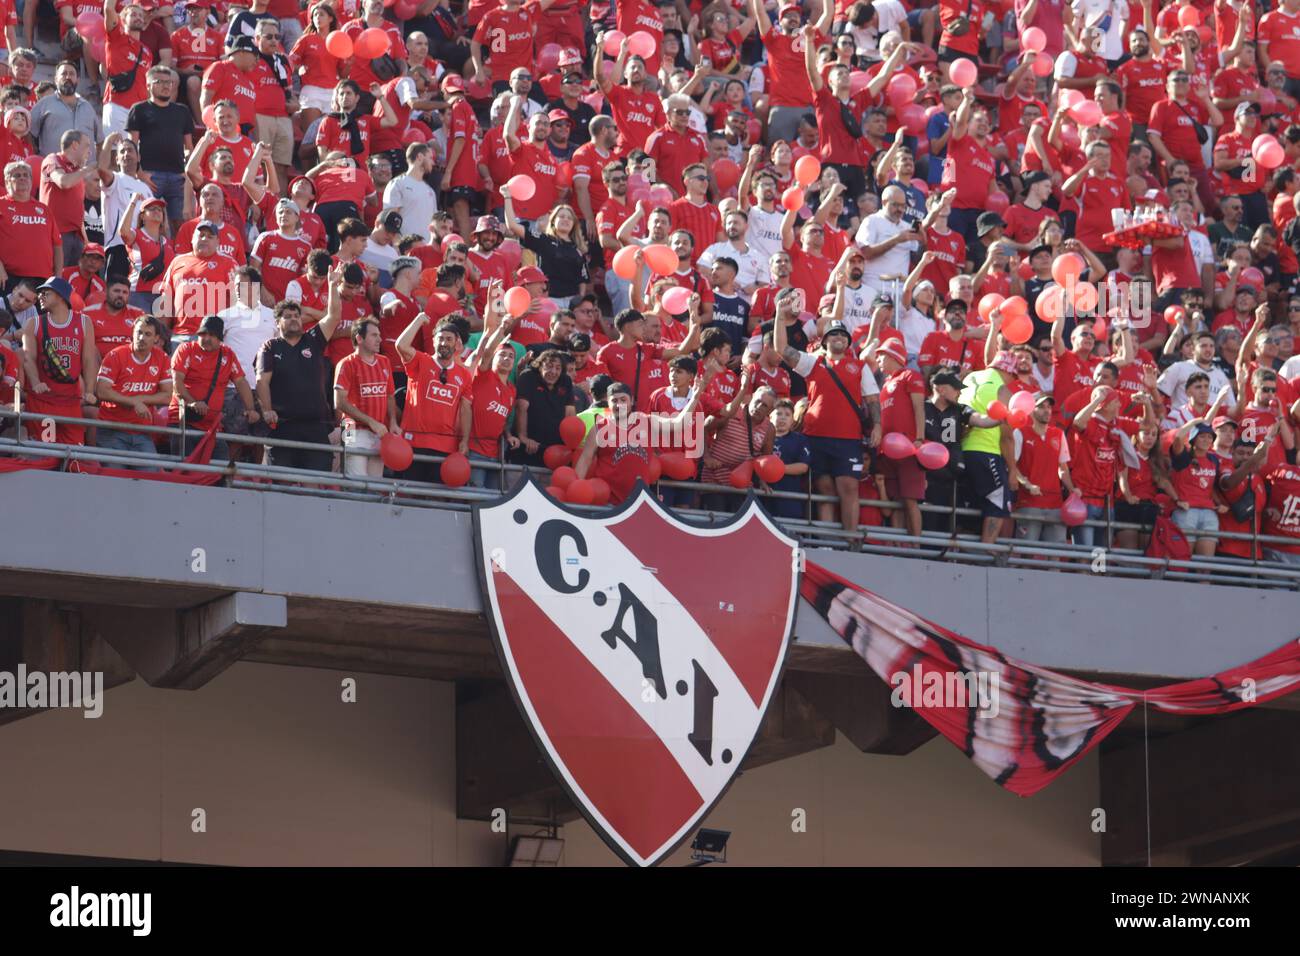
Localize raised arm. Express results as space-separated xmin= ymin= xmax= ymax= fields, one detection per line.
xmin=803 ymin=23 xmax=822 ymax=92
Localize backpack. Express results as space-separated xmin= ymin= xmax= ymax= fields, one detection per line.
xmin=1147 ymin=496 xmax=1191 ymax=562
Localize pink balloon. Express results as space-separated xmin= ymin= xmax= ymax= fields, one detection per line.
xmin=1008 ymin=390 xmax=1036 ymax=416
xmin=916 ymin=441 xmax=949 ymax=470
xmin=1059 ymin=124 xmax=1081 ymax=150
xmin=506 ymin=174 xmax=536 ymax=201
xmin=603 ymin=30 xmax=626 ymax=56
xmin=661 ymin=286 xmax=691 ymax=314
xmin=1022 ymin=26 xmax=1046 ymax=53
xmin=949 ymin=57 xmax=978 ymax=89
xmin=911 ymin=177 xmax=929 ymax=195
xmin=849 ymin=71 xmax=872 ymax=95
xmin=1031 ymin=56 xmax=1054 ymax=77
xmin=987 ymin=190 xmax=1009 ymax=214
xmin=627 ymin=30 xmax=655 ymax=59
xmin=1257 ymin=141 xmax=1285 ymax=169
xmin=648 ymin=184 xmax=674 ymax=205
xmin=76 ymin=11 xmax=105 ymax=39
xmin=89 ymin=33 xmax=106 ymax=61
xmin=1061 ymin=493 xmax=1088 ymax=527
xmin=881 ymin=432 xmax=916 ymax=459
xmin=1070 ymin=100 xmax=1103 ymax=127
xmin=1060 ymin=89 xmax=1085 ymax=110
xmin=537 ymin=43 xmax=561 ymax=74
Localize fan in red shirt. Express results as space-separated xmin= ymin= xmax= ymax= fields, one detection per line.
xmin=1258 ymin=0 xmax=1300 ymax=83
xmin=342 ymin=0 xmax=408 ymax=92
xmin=1213 ymin=103 xmax=1268 ymax=223
xmin=645 ymin=98 xmax=708 ymax=199
xmin=470 ymin=0 xmax=535 ymax=87
xmin=1147 ymin=71 xmax=1223 ymax=208
xmin=876 ymin=339 xmax=927 ymax=536
xmin=0 ymin=162 xmax=63 ymax=282
xmin=178 ymin=182 xmax=248 ymax=261
xmin=189 ymin=106 xmax=258 ymax=186
xmin=597 ymin=40 xmax=666 ymax=156
xmin=1069 ymin=385 xmax=1128 ymax=546
xmin=19 ymin=277 xmax=98 ymax=445
xmin=614 ymin=0 xmax=665 ymax=74
xmin=783 ymin=218 xmax=833 ymax=315
xmin=667 ymin=164 xmax=722 ymax=263
xmin=1115 ymin=30 xmax=1166 ymax=128
xmin=393 ymin=312 xmax=475 ymax=480
xmin=1012 ymin=392 xmax=1075 ymax=539
xmin=1063 ymin=141 xmax=1131 ymax=252
xmin=918 ymin=303 xmax=986 ymax=379
xmin=920 ymin=192 xmax=965 ymax=292
xmin=376 ymin=257 xmax=422 ymax=363
xmin=940 ymin=92 xmax=998 ymax=244
xmin=201 ymin=38 xmax=261 ymax=132
xmin=250 ymin=199 xmax=314 ymax=304
xmin=598 ymin=307 xmax=702 ymax=411
xmin=102 ymin=0 xmax=154 ymax=135
xmin=757 ymin=1 xmax=828 ymax=138
xmin=158 ymin=221 xmax=241 ymax=336
xmin=307 ymin=152 xmax=377 ymax=252
xmin=504 ymin=103 xmax=559 ymax=222
xmin=317 ymin=80 xmax=397 ymax=164
xmin=440 ymin=75 xmax=485 ymax=238
xmin=1051 ymin=320 xmax=1100 ymax=419
xmin=61 ymin=244 xmax=108 ymax=309
xmin=85 ymin=278 xmax=146 ymax=356
xmin=333 ymin=316 xmax=398 ymax=478
xmin=94 ymin=315 xmax=172 ymax=441
xmin=289 ymin=5 xmax=346 ymax=126
xmin=465 ymin=299 xmax=521 ymax=480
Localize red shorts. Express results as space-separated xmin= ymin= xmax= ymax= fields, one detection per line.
xmin=880 ymin=454 xmax=926 ymax=501
xmin=24 ymin=394 xmax=85 ymax=445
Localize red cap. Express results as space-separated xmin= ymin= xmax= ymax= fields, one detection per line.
xmin=441 ymin=74 xmax=466 ymax=95
xmin=547 ymin=108 xmax=572 ymax=123
xmin=515 ymin=265 xmax=548 ymax=285
xmin=877 ymin=339 xmax=908 ymax=366
xmin=81 ymin=243 xmax=106 ymax=257
xmin=1213 ymin=415 xmax=1238 ymax=430
xmin=558 ymin=47 xmax=582 ymax=66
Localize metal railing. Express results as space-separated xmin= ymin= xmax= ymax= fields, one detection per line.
xmin=3 ymin=407 xmax=1299 ymax=591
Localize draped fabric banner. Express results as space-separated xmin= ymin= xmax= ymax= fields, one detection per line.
xmin=802 ymin=561 xmax=1300 ymax=796
xmin=3 ymin=423 xmax=225 ymax=486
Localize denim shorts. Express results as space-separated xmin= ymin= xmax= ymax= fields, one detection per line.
xmin=1172 ymin=507 xmax=1219 ymax=537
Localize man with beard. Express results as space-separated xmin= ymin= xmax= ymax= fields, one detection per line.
xmin=256 ymin=273 xmax=346 ymax=472
xmin=124 ymin=67 xmax=193 ymax=228
xmin=1116 ymin=28 xmax=1166 ymax=139
xmin=939 ymin=89 xmax=998 ymax=247
xmin=102 ymin=0 xmax=153 ymax=137
xmin=776 ymin=294 xmax=880 ymax=531
xmin=467 ymin=216 xmax=509 ymax=304
xmin=698 ymin=209 xmax=764 ymax=296
xmin=739 ymin=160 xmax=784 ymax=278
xmin=95 ymin=314 xmax=172 ymax=462
xmin=85 ymin=276 xmax=146 ymax=357
xmin=393 ymin=312 xmax=473 ymax=482
xmin=383 ymin=143 xmax=438 ymax=246
xmin=595 ymin=38 xmax=666 ymax=157
xmin=503 ymin=100 xmax=559 ymax=228
xmin=596 ymin=163 xmax=638 ymax=313
xmin=96 ymin=135 xmax=155 ymax=281
xmin=573 ymin=116 xmax=619 ymax=244
xmin=30 ymin=60 xmax=99 ymax=158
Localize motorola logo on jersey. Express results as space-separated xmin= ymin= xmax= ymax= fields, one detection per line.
xmin=474 ymin=479 xmax=801 ymax=867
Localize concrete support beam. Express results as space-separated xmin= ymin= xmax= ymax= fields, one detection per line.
xmin=0 ymin=599 xmax=135 ymax=726
xmin=87 ymin=592 xmax=286 ymax=690
xmin=1101 ymin=709 xmax=1300 ymax=866
xmin=786 ymin=671 xmax=937 ymax=755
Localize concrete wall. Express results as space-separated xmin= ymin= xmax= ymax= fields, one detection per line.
xmin=0 ymin=662 xmax=1099 ymax=866
xmin=2 ymin=470 xmax=1296 ymax=679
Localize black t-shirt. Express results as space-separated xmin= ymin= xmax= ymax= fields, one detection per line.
xmin=545 ymin=99 xmax=597 ymax=147
xmin=255 ymin=326 xmax=332 ymax=425
xmin=126 ymin=101 xmax=193 ymax=173
xmin=515 ymin=367 xmax=575 ymax=447
xmin=521 ymin=232 xmax=589 ymax=298
xmin=924 ymin=400 xmax=972 ymax=482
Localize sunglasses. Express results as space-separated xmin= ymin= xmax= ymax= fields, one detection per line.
xmin=670 ymin=108 xmax=690 ymax=116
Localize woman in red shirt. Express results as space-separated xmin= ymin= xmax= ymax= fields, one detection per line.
xmin=290 ymin=2 xmax=346 ymax=126
xmin=1116 ymin=422 xmax=1178 ymax=550
xmin=304 ymin=151 xmax=376 ymax=253
xmin=1169 ymin=420 xmax=1231 ymax=556
xmin=118 ymin=195 xmax=175 ymax=313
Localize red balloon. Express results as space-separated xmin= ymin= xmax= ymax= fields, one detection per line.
xmin=325 ymin=30 xmax=354 ymax=59
xmin=503 ymin=285 xmax=531 ymax=318
xmin=1070 ymin=101 xmax=1103 ymax=127
xmin=899 ymin=104 xmax=927 ymax=136
xmin=781 ymin=186 xmax=804 ymax=211
xmin=795 ymin=155 xmax=822 ymax=187
xmin=978 ymin=293 xmax=1005 ymax=321
xmin=1036 ymin=285 xmax=1065 ymax=322
xmin=394 ymin=0 xmax=418 ymax=17
xmin=881 ymin=432 xmax=916 ymax=459
xmin=1022 ymin=26 xmax=1046 ymax=53
xmin=565 ymin=478 xmax=594 ymax=505
xmin=355 ymin=27 xmax=391 ymax=59
xmin=987 ymin=190 xmax=1009 ymax=214
xmin=380 ymin=433 xmax=413 ymax=471
xmin=1003 ymin=313 xmax=1033 ymax=344
xmin=440 ymin=451 xmax=470 ymax=487
xmin=542 ymin=445 xmax=571 ymax=470
xmin=986 ymin=400 xmax=1009 ymax=421
xmin=1241 ymin=266 xmax=1266 ymax=288
xmin=545 ymin=485 xmax=565 ymax=499
xmin=1017 ymin=259 xmax=1035 ymax=281
xmin=1031 ymin=55 xmax=1054 ymax=77
xmin=728 ymin=460 xmax=754 ymax=488
xmin=627 ymin=30 xmax=656 ymax=59
xmin=1051 ymin=252 xmax=1085 ymax=286
xmin=505 ymin=174 xmax=536 ymax=201
xmin=643 ymin=244 xmax=678 ymax=276
xmin=1008 ymin=390 xmax=1036 ymax=416
xmin=1164 ymin=305 xmax=1186 ymax=326
xmin=646 ymin=454 xmax=662 ymax=484
xmin=551 ymin=465 xmax=577 ymax=489
xmin=916 ymin=441 xmax=949 ymax=470
xmin=1177 ymin=5 xmax=1200 ymax=27
xmin=660 ymin=451 xmax=696 ymax=480
xmin=76 ymin=11 xmax=105 ymax=39
xmin=559 ymin=416 xmax=586 ymax=450
xmin=1061 ymin=493 xmax=1088 ymax=527
xmin=612 ymin=245 xmax=639 ymax=280
xmin=201 ymin=104 xmax=218 ymax=130
xmin=714 ymin=158 xmax=741 ymax=191
xmin=886 ymin=73 xmax=917 ymax=107
xmin=1008 ymin=408 xmax=1031 ymax=429
xmin=661 ymin=286 xmax=692 ymax=314
xmin=602 ymin=31 xmax=626 ymax=56
xmin=589 ymin=478 xmax=611 ymax=506
xmin=949 ymin=57 xmax=978 ymax=89
xmin=1000 ymin=295 xmax=1028 ymax=320
xmin=754 ymin=454 xmax=786 ymax=484
xmin=647 ymin=184 xmax=674 ymax=205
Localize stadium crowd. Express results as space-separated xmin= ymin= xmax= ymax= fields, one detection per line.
xmin=1 ymin=0 xmax=1300 ymax=562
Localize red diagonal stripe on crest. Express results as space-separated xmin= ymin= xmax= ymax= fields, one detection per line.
xmin=494 ymin=568 xmax=704 ymax=862
xmin=608 ymin=507 xmax=792 ymax=707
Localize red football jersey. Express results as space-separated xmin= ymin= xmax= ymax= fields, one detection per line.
xmin=250 ymin=230 xmax=313 ymax=301
xmin=96 ymin=345 xmax=169 ymax=426
xmin=334 ymin=351 xmax=394 ymax=427
xmin=401 ymin=350 xmax=473 ymax=451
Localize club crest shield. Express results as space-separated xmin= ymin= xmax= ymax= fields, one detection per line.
xmin=473 ymin=477 xmax=802 ymax=867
